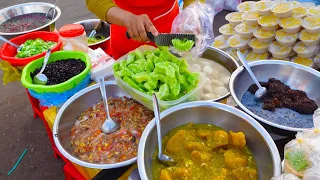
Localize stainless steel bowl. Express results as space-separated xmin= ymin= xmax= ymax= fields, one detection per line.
xmin=138 ymin=102 xmax=281 ymax=180
xmin=199 ymin=47 xmax=239 ymax=102
xmin=229 ymin=60 xmax=320 ymax=136
xmin=53 ymin=81 xmax=137 ymax=169
xmin=0 ymin=2 xmax=61 ymax=39
xmin=74 ymin=19 xmax=110 ymax=49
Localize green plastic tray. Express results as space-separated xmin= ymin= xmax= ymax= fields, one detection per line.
xmin=21 ymin=51 xmax=91 ymax=93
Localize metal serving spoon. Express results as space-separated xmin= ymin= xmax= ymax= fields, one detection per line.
xmin=46 ymin=0 xmax=59 ymax=20
xmin=152 ymin=93 xmax=176 ymax=166
xmin=237 ymin=50 xmax=267 ymax=100
xmin=98 ymin=77 xmax=120 ymax=134
xmin=0 ymin=35 xmax=23 ymax=52
xmin=33 ymin=49 xmax=51 ymax=85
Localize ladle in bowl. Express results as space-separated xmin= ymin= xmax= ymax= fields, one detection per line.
xmin=33 ymin=49 xmax=51 ymax=85
xmin=46 ymin=0 xmax=59 ymax=20
xmin=237 ymin=50 xmax=267 ymax=100
xmin=98 ymin=77 xmax=120 ymax=134
xmin=0 ymin=35 xmax=23 ymax=52
xmin=152 ymin=93 xmax=176 ymax=166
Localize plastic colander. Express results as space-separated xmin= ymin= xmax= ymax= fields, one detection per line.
xmin=21 ymin=51 xmax=91 ymax=93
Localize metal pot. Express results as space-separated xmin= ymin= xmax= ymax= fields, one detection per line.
xmin=53 ymin=81 xmax=136 ymax=169
xmin=137 ymin=101 xmax=281 ymax=179
xmin=74 ymin=19 xmax=110 ymax=51
xmin=0 ymin=2 xmax=61 ymax=40
xmin=198 ymin=46 xmax=239 ymax=102
xmin=229 ymin=60 xmax=320 ymax=136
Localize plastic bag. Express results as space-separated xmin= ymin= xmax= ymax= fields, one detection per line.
xmin=303 ymin=150 xmax=320 ymax=180
xmin=29 ymin=74 xmax=91 ymax=107
xmin=283 ymin=136 xmax=315 ymax=177
xmin=314 ymin=51 xmax=320 ymax=70
xmin=0 ymin=61 xmax=24 ymax=85
xmin=314 ymin=109 xmax=320 ymax=129
xmin=205 ymin=0 xmax=225 ymax=14
xmin=171 ymin=0 xmax=215 ymax=58
xmin=271 ymin=173 xmax=301 ymax=180
xmin=297 ymin=128 xmax=320 ymax=149
xmin=224 ymin=0 xmax=242 ymax=11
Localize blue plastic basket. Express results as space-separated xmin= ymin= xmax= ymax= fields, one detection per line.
xmin=28 ymin=74 xmax=91 ymax=107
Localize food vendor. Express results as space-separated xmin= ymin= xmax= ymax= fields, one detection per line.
xmin=86 ymin=0 xmax=195 ymax=59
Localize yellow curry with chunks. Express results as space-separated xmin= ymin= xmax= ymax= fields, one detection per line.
xmin=152 ymin=123 xmax=258 ymax=180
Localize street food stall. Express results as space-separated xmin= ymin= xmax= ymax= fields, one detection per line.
xmin=0 ymin=0 xmax=320 ymax=179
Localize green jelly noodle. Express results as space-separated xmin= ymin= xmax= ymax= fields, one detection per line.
xmin=172 ymin=38 xmax=194 ymax=52
xmin=113 ymin=47 xmax=200 ymax=101
xmin=285 ymin=151 xmax=309 ymax=171
xmin=87 ymin=35 xmax=106 ymax=45
xmin=16 ymin=38 xmax=56 ymax=58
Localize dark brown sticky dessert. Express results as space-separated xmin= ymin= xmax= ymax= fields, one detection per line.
xmin=248 ymin=78 xmax=318 ymax=114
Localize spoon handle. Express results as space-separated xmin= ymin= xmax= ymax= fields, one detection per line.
xmin=98 ymin=77 xmax=112 ymax=120
xmin=94 ymin=20 xmax=103 ymax=31
xmin=237 ymin=50 xmax=263 ymax=89
xmin=39 ymin=49 xmax=51 ymax=75
xmin=152 ymin=94 xmax=163 ymax=157
xmin=0 ymin=35 xmax=19 ymax=49
xmin=52 ymin=0 xmax=59 ymax=20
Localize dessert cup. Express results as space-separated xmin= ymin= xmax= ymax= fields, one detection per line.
xmin=219 ymin=24 xmax=236 ymax=39
xmin=299 ymin=29 xmax=320 ymax=46
xmin=279 ymin=17 xmax=302 ymax=34
xmin=258 ymin=15 xmax=280 ymax=31
xmin=271 ymin=2 xmax=293 ymax=18
xmin=253 ymin=28 xmax=275 ymax=43
xmin=249 ymin=38 xmax=270 ymax=53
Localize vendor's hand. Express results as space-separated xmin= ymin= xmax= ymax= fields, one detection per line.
xmin=125 ymin=14 xmax=158 ymax=42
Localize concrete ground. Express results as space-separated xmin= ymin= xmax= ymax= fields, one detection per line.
xmin=0 ymin=1 xmax=227 ymax=179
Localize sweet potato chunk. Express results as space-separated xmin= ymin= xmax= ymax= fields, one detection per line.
xmin=196 ymin=130 xmax=211 ymax=140
xmin=172 ymin=167 xmax=192 ymax=179
xmin=207 ymin=130 xmax=229 ymax=149
xmin=231 ymin=167 xmax=258 ymax=180
xmin=186 ymin=142 xmax=210 ymax=152
xmin=191 ymin=150 xmax=212 ymax=164
xmin=160 ymin=169 xmax=172 ymax=180
xmin=229 ymin=131 xmax=246 ymax=149
xmin=186 ymin=142 xmax=203 ymax=151
xmin=224 ymin=150 xmax=247 ymax=169
xmin=166 ymin=130 xmax=187 ymax=153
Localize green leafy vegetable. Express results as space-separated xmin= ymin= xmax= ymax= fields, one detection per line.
xmin=16 ymin=38 xmax=56 ymax=58
xmin=172 ymin=38 xmax=194 ymax=52
xmin=113 ymin=47 xmax=199 ymax=101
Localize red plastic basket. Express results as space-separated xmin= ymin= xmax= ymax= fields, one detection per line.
xmin=0 ymin=31 xmax=62 ymax=66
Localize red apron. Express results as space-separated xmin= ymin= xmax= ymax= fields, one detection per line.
xmin=111 ymin=0 xmax=179 ymax=59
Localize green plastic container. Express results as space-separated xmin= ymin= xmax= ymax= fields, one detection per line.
xmin=21 ymin=51 xmax=91 ymax=93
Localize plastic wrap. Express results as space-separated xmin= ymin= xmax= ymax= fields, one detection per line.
xmin=314 ymin=51 xmax=320 ymax=69
xmin=206 ymin=0 xmax=225 ymax=14
xmin=297 ymin=128 xmax=320 ymax=149
xmin=284 ymin=136 xmax=315 ymax=177
xmin=171 ymin=1 xmax=215 ymax=58
xmin=314 ymin=108 xmax=320 ymax=128
xmin=224 ymin=0 xmax=242 ymax=11
xmin=271 ymin=173 xmax=301 ymax=180
xmin=28 ymin=74 xmax=91 ymax=107
xmin=303 ymin=150 xmax=320 ymax=180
